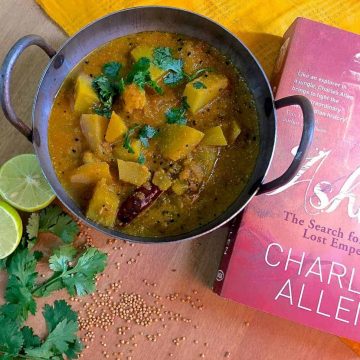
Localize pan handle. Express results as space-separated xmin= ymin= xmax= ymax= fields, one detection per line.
xmin=257 ymin=95 xmax=314 ymax=195
xmin=0 ymin=35 xmax=56 ymax=142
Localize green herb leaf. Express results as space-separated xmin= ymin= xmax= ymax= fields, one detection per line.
xmin=92 ymin=61 xmax=123 ymax=118
xmin=25 ymin=318 xmax=79 ymax=359
xmin=39 ymin=206 xmax=79 ymax=244
xmin=49 ymin=245 xmax=77 ymax=272
xmin=33 ymin=248 xmax=107 ymax=298
xmin=138 ymin=125 xmax=158 ymax=148
xmin=43 ymin=300 xmax=78 ymax=332
xmin=123 ymin=126 xmax=139 ymax=154
xmin=26 ymin=213 xmax=39 ymax=240
xmin=186 ymin=67 xmax=214 ymax=82
xmin=193 ymin=81 xmax=207 ymax=89
xmin=0 ymin=315 xmax=24 ymax=357
xmin=153 ymin=47 xmax=185 ymax=87
xmin=138 ymin=153 xmax=146 ymax=165
xmin=165 ymin=97 xmax=190 ymax=125
xmin=102 ymin=61 xmax=122 ymax=78
xmin=163 ymin=71 xmax=185 ymax=86
xmin=21 ymin=326 xmax=41 ymax=349
xmin=126 ymin=57 xmax=164 ymax=94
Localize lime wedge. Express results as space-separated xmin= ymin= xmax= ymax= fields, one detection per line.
xmin=0 ymin=154 xmax=55 ymax=212
xmin=0 ymin=201 xmax=23 ymax=259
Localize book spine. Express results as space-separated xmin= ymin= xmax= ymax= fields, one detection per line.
xmin=213 ymin=213 xmax=243 ymax=294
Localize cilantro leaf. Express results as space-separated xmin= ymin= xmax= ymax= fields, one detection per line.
xmin=70 ymin=247 xmax=107 ymax=275
xmin=43 ymin=300 xmax=78 ymax=332
xmin=26 ymin=213 xmax=39 ymax=240
xmin=65 ymin=338 xmax=83 ymax=359
xmin=163 ymin=71 xmax=185 ymax=86
xmin=33 ymin=248 xmax=107 ymax=298
xmin=49 ymin=245 xmax=77 ymax=272
xmin=21 ymin=326 xmax=41 ymax=349
xmin=23 ymin=301 xmax=82 ymax=359
xmin=126 ymin=57 xmax=164 ymax=94
xmin=0 ymin=315 xmax=24 ymax=356
xmin=25 ymin=319 xmax=78 ymax=358
xmin=92 ymin=61 xmax=123 ymax=118
xmin=2 ymin=276 xmax=36 ymax=323
xmin=7 ymin=248 xmax=38 ymax=290
xmin=193 ymin=81 xmax=207 ymax=89
xmin=186 ymin=67 xmax=213 ymax=82
xmin=39 ymin=206 xmax=79 ymax=244
xmin=165 ymin=97 xmax=190 ymax=125
xmin=153 ymin=47 xmax=185 ymax=86
xmin=102 ymin=61 xmax=122 ymax=78
xmin=138 ymin=153 xmax=146 ymax=165
xmin=0 ymin=258 xmax=6 ymax=270
xmin=123 ymin=125 xmax=139 ymax=154
xmin=138 ymin=125 xmax=158 ymax=148
xmin=126 ymin=57 xmax=151 ymax=89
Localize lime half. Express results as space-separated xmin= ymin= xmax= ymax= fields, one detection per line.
xmin=0 ymin=154 xmax=55 ymax=212
xmin=0 ymin=201 xmax=23 ymax=259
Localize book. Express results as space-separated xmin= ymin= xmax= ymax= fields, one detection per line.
xmin=214 ymin=17 xmax=360 ymax=343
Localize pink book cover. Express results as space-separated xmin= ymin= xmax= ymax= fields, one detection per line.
xmin=214 ymin=17 xmax=360 ymax=341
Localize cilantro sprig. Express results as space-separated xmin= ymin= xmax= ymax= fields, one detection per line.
xmin=126 ymin=57 xmax=163 ymax=94
xmin=153 ymin=47 xmax=213 ymax=86
xmin=33 ymin=246 xmax=107 ymax=297
xmin=165 ymin=97 xmax=190 ymax=125
xmin=123 ymin=125 xmax=140 ymax=155
xmin=0 ymin=300 xmax=82 ymax=360
xmin=138 ymin=125 xmax=158 ymax=148
xmin=27 ymin=205 xmax=79 ymax=245
xmin=92 ymin=61 xmax=124 ymax=118
xmin=0 ymin=205 xmax=107 ymax=359
xmin=123 ymin=124 xmax=158 ymax=164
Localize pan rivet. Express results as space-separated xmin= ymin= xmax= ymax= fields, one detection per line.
xmin=53 ymin=54 xmax=64 ymax=69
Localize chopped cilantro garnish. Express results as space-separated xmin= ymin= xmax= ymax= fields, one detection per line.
xmin=165 ymin=97 xmax=189 ymax=125
xmin=193 ymin=81 xmax=207 ymax=89
xmin=92 ymin=61 xmax=123 ymax=118
xmin=123 ymin=125 xmax=139 ymax=154
xmin=153 ymin=47 xmax=185 ymax=86
xmin=153 ymin=47 xmax=213 ymax=87
xmin=138 ymin=125 xmax=158 ymax=148
xmin=0 ymin=300 xmax=82 ymax=360
xmin=138 ymin=153 xmax=146 ymax=165
xmin=186 ymin=67 xmax=213 ymax=82
xmin=102 ymin=61 xmax=122 ymax=78
xmin=126 ymin=57 xmax=164 ymax=94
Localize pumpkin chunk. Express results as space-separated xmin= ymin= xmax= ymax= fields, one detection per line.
xmin=159 ymin=124 xmax=204 ymax=161
xmin=183 ymin=74 xmax=228 ymax=114
xmin=227 ymin=120 xmax=241 ymax=144
xmin=113 ymin=139 xmax=142 ymax=162
xmin=86 ymin=179 xmax=120 ymax=227
xmin=117 ymin=159 xmax=150 ymax=186
xmin=80 ymin=114 xmax=108 ymax=154
xmin=123 ymin=83 xmax=147 ymax=113
xmin=152 ymin=169 xmax=172 ymax=191
xmin=131 ymin=45 xmax=166 ymax=80
xmin=70 ymin=162 xmax=111 ymax=185
xmin=201 ymin=126 xmax=228 ymax=146
xmin=82 ymin=151 xmax=101 ymax=164
xmin=74 ymin=74 xmax=98 ymax=113
xmin=105 ymin=111 xmax=128 ymax=143
xmin=172 ymin=179 xmax=188 ymax=195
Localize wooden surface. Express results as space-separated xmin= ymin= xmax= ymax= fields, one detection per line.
xmin=0 ymin=1 xmax=357 ymax=359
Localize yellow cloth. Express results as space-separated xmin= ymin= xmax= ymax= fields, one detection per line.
xmin=35 ymin=0 xmax=360 ymax=77
xmin=35 ymin=0 xmax=360 ymax=355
